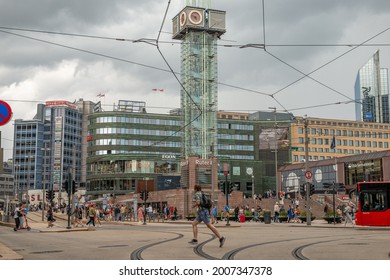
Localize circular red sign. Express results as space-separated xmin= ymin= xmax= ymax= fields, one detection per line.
xmin=0 ymin=100 xmax=12 ymax=126
xmin=305 ymin=170 xmax=312 ymax=180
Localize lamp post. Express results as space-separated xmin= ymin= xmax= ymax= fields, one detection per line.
xmin=251 ymin=175 xmax=255 ymax=199
xmin=41 ymin=143 xmax=50 ymax=221
xmin=268 ymin=107 xmax=278 ymax=196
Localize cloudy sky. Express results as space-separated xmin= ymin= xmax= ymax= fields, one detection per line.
xmin=1 ymin=0 xmax=390 ymax=160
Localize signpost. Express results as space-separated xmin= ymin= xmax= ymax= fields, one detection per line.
xmin=0 ymin=100 xmax=12 ymax=126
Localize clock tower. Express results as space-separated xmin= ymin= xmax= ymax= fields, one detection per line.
xmin=172 ymin=5 xmax=226 ymax=160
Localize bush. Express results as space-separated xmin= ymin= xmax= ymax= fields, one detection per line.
xmin=244 ymin=210 xmax=252 ymax=216
xmin=324 ymin=211 xmax=341 ymax=218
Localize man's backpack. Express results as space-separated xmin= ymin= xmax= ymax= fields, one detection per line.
xmin=200 ymin=192 xmax=212 ymax=209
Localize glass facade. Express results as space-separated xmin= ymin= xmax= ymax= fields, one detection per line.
xmin=355 ymin=50 xmax=390 ymax=123
xmin=13 ymin=102 xmax=84 ymax=197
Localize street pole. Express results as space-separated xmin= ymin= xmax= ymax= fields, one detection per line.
xmin=41 ymin=143 xmax=48 ymax=222
xmin=210 ymin=144 xmax=215 ymax=203
xmin=143 ymin=189 xmax=147 ymax=225
xmin=269 ymin=107 xmax=279 ymax=197
xmin=251 ymin=175 xmax=255 ymax=199
xmin=66 ymin=169 xmax=72 ymax=229
xmin=333 ymin=182 xmax=336 ymax=224
xmin=225 ymin=173 xmax=230 ymax=226
xmin=304 ymin=116 xmax=312 ymax=226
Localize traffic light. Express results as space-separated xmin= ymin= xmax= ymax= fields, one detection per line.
xmin=72 ymin=180 xmax=77 ymax=194
xmin=63 ymin=180 xmax=69 ymax=194
xmin=228 ymin=182 xmax=234 ymax=194
xmin=46 ymin=190 xmax=54 ymax=202
xmin=145 ymin=191 xmax=149 ymax=201
xmin=140 ymin=191 xmax=145 ymax=201
xmin=299 ymin=184 xmax=306 ymax=196
xmin=220 ymin=181 xmax=226 ymax=194
xmin=310 ymin=184 xmax=315 ymax=196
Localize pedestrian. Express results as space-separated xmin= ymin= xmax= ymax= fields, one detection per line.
xmin=47 ymin=205 xmax=55 ymax=228
xmin=95 ymin=207 xmax=102 ymax=227
xmin=287 ymin=205 xmax=294 ymax=223
xmin=86 ymin=205 xmax=96 ymax=227
xmin=344 ymin=203 xmax=354 ymax=227
xmin=211 ymin=204 xmax=218 ymax=224
xmin=188 ymin=185 xmax=225 ymax=247
xmin=73 ymin=206 xmax=84 ymax=227
xmin=273 ymin=202 xmax=280 ymax=223
xmin=324 ymin=203 xmax=329 ymax=214
xmin=13 ymin=203 xmax=21 ymax=229
xmin=137 ymin=205 xmax=144 ymax=224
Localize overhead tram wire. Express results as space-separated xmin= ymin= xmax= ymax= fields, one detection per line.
xmin=268 ymin=26 xmax=390 ymax=99
xmin=0 ymin=29 xmax=272 ymax=100
xmin=2 ymin=26 xmax=390 ymax=48
xmin=2 ymin=26 xmax=389 ymax=122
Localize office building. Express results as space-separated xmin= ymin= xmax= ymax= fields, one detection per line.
xmin=13 ymin=99 xmax=93 ymax=201
xmin=355 ymin=50 xmax=390 ymax=123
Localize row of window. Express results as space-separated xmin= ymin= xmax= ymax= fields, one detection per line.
xmin=93 ymin=116 xmax=181 ymax=126
xmin=94 ymin=127 xmax=180 ymax=136
xmin=218 ymin=123 xmax=254 ymax=130
xmin=298 ymin=137 xmax=389 ymax=148
xmin=93 ymin=139 xmax=180 ymax=147
xmin=218 ymin=144 xmax=254 ymax=151
xmin=218 ymin=134 xmax=254 ymax=141
xmin=293 ymin=149 xmax=385 ymax=162
xmin=92 ymin=148 xmax=180 ymax=156
xmin=298 ymin=127 xmax=389 ymax=138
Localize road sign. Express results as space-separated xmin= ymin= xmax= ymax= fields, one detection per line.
xmin=0 ymin=100 xmax=12 ymax=126
xmin=305 ymin=170 xmax=312 ymax=180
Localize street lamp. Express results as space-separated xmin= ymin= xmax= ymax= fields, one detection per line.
xmin=251 ymin=175 xmax=255 ymax=199
xmin=268 ymin=107 xmax=278 ymax=196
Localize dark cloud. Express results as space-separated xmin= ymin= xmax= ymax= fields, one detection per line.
xmin=1 ymin=0 xmax=390 ymax=160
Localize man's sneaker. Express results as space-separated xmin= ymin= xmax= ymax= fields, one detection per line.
xmin=188 ymin=239 xmax=198 ymax=245
xmin=219 ymin=237 xmax=226 ymax=248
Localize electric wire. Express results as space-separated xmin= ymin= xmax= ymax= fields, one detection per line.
xmin=269 ymin=26 xmax=390 ymax=99
xmin=2 ymin=26 xmax=389 ymax=48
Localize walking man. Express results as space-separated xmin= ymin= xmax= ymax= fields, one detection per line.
xmin=188 ymin=185 xmax=225 ymax=247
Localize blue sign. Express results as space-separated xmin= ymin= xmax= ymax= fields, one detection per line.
xmin=0 ymin=100 xmax=12 ymax=126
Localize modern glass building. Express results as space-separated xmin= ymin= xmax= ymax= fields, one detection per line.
xmin=86 ymin=103 xmax=265 ymax=198
xmin=355 ymin=50 xmax=390 ymax=123
xmin=172 ymin=4 xmax=226 ymax=159
xmin=13 ymin=100 xmax=91 ymax=201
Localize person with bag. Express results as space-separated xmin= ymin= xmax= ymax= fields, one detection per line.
xmin=188 ymin=185 xmax=225 ymax=247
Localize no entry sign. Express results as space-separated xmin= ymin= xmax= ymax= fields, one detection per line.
xmin=0 ymin=100 xmax=12 ymax=126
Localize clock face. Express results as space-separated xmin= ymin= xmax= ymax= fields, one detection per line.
xmin=246 ymin=167 xmax=253 ymax=175
xmin=188 ymin=10 xmax=203 ymax=25
xmin=180 ymin=12 xmax=186 ymax=27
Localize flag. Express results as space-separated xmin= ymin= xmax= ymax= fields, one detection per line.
xmin=330 ymin=136 xmax=336 ymax=150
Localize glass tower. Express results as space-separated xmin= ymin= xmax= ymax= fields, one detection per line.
xmin=172 ymin=5 xmax=226 ymax=159
xmin=355 ymin=50 xmax=390 ymax=123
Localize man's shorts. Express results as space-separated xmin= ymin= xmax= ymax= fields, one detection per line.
xmin=195 ymin=209 xmax=211 ymax=224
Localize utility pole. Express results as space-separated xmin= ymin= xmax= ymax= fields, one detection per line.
xmin=41 ymin=143 xmax=49 ymax=221
xmin=268 ymin=107 xmax=278 ymax=196
xmin=304 ymin=116 xmax=312 ymax=226
xmin=210 ymin=143 xmax=215 ymax=203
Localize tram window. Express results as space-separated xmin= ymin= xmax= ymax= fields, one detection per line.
xmin=360 ymin=191 xmax=387 ymax=212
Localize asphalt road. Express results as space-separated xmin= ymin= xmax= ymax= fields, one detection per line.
xmin=1 ymin=218 xmax=389 ymax=260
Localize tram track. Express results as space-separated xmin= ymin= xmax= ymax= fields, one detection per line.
xmin=130 ymin=231 xmax=184 ymax=260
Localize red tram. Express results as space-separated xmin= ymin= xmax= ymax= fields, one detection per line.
xmin=355 ymin=181 xmax=390 ymax=226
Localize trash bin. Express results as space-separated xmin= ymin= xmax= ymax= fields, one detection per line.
xmin=263 ymin=210 xmax=271 ymax=224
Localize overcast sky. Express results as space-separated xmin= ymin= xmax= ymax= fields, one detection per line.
xmin=1 ymin=0 xmax=390 ymax=160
